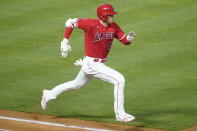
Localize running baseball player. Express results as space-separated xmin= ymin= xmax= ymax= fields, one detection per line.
xmin=41 ymin=4 xmax=136 ymax=122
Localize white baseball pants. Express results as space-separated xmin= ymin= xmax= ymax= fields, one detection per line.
xmin=47 ymin=56 xmax=126 ymax=114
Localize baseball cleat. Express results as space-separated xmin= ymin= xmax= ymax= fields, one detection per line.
xmin=116 ymin=113 xmax=135 ymax=122
xmin=41 ymin=90 xmax=49 ymax=110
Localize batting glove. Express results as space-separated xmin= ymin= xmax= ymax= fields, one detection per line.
xmin=127 ymin=31 xmax=136 ymax=42
xmin=61 ymin=38 xmax=71 ymax=58
xmin=74 ymin=59 xmax=83 ymax=67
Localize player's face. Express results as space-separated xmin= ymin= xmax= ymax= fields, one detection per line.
xmin=106 ymin=15 xmax=114 ymax=24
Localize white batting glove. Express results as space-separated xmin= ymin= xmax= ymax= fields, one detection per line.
xmin=127 ymin=31 xmax=136 ymax=42
xmin=61 ymin=38 xmax=71 ymax=58
xmin=74 ymin=59 xmax=83 ymax=67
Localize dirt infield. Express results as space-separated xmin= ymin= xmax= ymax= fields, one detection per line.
xmin=0 ymin=110 xmax=196 ymax=131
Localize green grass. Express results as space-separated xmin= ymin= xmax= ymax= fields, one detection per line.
xmin=0 ymin=0 xmax=197 ymax=130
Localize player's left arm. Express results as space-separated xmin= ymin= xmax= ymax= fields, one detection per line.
xmin=127 ymin=31 xmax=136 ymax=43
xmin=115 ymin=25 xmax=136 ymax=45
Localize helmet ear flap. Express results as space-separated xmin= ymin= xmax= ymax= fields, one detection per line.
xmin=100 ymin=16 xmax=107 ymax=21
xmin=104 ymin=15 xmax=109 ymax=21
xmin=101 ymin=13 xmax=108 ymax=21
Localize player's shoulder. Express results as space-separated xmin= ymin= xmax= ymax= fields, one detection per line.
xmin=79 ymin=18 xmax=97 ymax=25
xmin=78 ymin=18 xmax=96 ymax=22
xmin=88 ymin=18 xmax=98 ymax=25
xmin=109 ymin=22 xmax=120 ymax=28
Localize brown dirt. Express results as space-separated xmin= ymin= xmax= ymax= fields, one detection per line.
xmin=0 ymin=110 xmax=196 ymax=131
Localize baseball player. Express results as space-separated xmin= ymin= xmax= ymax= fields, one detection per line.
xmin=41 ymin=4 xmax=136 ymax=122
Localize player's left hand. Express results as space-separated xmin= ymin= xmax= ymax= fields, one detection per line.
xmin=127 ymin=31 xmax=136 ymax=42
xmin=61 ymin=38 xmax=71 ymax=58
xmin=74 ymin=59 xmax=83 ymax=67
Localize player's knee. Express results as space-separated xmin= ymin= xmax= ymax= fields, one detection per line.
xmin=118 ymin=75 xmax=125 ymax=85
xmin=73 ymin=80 xmax=86 ymax=90
xmin=73 ymin=86 xmax=81 ymax=90
xmin=73 ymin=84 xmax=83 ymax=90
xmin=114 ymin=74 xmax=125 ymax=86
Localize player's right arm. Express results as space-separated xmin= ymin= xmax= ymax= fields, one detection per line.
xmin=61 ymin=18 xmax=89 ymax=58
xmin=60 ymin=18 xmax=76 ymax=58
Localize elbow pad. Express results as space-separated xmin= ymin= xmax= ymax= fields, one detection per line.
xmin=65 ymin=18 xmax=77 ymax=28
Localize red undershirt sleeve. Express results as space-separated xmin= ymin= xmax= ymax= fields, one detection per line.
xmin=121 ymin=36 xmax=131 ymax=45
xmin=115 ymin=24 xmax=131 ymax=45
xmin=64 ymin=27 xmax=74 ymax=39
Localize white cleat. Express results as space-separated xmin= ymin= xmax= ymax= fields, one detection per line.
xmin=41 ymin=90 xmax=49 ymax=110
xmin=116 ymin=113 xmax=135 ymax=122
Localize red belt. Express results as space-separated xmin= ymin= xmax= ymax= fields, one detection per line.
xmin=94 ymin=58 xmax=106 ymax=63
xmin=85 ymin=56 xmax=107 ymax=63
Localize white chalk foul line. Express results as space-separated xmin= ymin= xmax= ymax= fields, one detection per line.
xmin=0 ymin=129 xmax=12 ymax=131
xmin=0 ymin=116 xmax=114 ymax=131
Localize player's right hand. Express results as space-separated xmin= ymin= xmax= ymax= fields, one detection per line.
xmin=61 ymin=38 xmax=71 ymax=58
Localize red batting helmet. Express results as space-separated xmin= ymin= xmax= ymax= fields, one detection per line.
xmin=97 ymin=4 xmax=117 ymax=21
